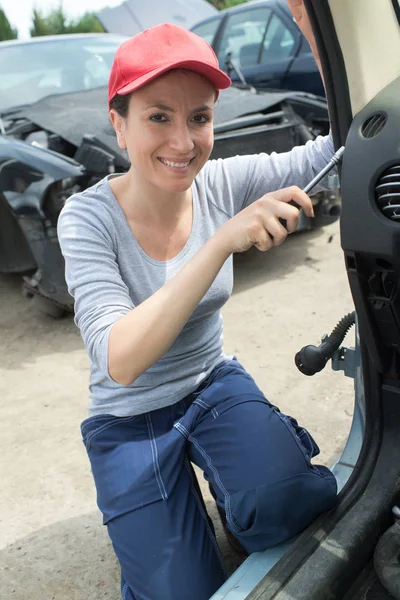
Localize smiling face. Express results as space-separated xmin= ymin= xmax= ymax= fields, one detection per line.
xmin=110 ymin=69 xmax=216 ymax=195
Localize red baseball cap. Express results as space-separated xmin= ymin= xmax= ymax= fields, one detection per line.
xmin=108 ymin=23 xmax=232 ymax=106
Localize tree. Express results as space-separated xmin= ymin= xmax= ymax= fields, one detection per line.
xmin=0 ymin=6 xmax=18 ymax=40
xmin=68 ymin=12 xmax=105 ymax=34
xmin=205 ymin=0 xmax=247 ymax=9
xmin=45 ymin=5 xmax=68 ymax=34
xmin=30 ymin=9 xmax=53 ymax=37
xmin=30 ymin=4 xmax=105 ymax=37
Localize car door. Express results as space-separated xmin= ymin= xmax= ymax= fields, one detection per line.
xmin=256 ymin=6 xmax=304 ymax=91
xmin=245 ymin=1 xmax=400 ymax=597
xmin=210 ymin=1 xmax=400 ymax=599
xmin=213 ymin=4 xmax=301 ymax=91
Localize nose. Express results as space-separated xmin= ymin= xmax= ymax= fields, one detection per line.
xmin=168 ymin=122 xmax=195 ymax=154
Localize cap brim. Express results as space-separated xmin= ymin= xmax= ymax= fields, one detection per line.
xmin=116 ymin=60 xmax=232 ymax=97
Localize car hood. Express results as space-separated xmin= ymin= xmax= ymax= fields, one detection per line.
xmin=9 ymin=85 xmax=323 ymax=162
xmin=214 ymin=85 xmax=305 ymax=123
xmin=10 ymin=87 xmax=122 ymax=160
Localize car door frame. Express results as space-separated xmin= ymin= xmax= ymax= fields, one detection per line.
xmin=245 ymin=1 xmax=400 ymax=595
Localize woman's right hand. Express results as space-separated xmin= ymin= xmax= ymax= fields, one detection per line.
xmin=215 ymin=186 xmax=314 ymax=254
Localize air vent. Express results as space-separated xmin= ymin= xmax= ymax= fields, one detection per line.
xmin=361 ymin=113 xmax=387 ymax=138
xmin=375 ymin=165 xmax=400 ymax=221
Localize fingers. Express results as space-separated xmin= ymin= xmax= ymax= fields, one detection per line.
xmin=274 ymin=201 xmax=301 ymax=234
xmin=265 ymin=217 xmax=289 ymax=245
xmin=287 ymin=0 xmax=303 ymax=13
xmin=238 ymin=186 xmax=314 ymax=253
xmin=250 ymin=212 xmax=290 ymax=250
xmin=253 ymin=216 xmax=290 ymax=251
xmin=256 ymin=195 xmax=300 ymax=234
xmin=250 ymin=227 xmax=274 ymax=252
xmin=272 ymin=186 xmax=314 ymax=218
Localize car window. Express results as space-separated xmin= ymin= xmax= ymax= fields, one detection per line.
xmin=191 ymin=18 xmax=221 ymax=45
xmin=0 ymin=37 xmax=124 ymax=112
xmin=216 ymin=7 xmax=271 ymax=69
xmin=260 ymin=13 xmax=296 ymax=64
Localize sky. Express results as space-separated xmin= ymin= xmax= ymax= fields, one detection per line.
xmin=1 ymin=0 xmax=123 ymax=39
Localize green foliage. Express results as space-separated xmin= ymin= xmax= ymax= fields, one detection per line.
xmin=30 ymin=4 xmax=105 ymax=37
xmin=0 ymin=6 xmax=18 ymax=40
xmin=223 ymin=0 xmax=248 ymax=7
xmin=68 ymin=12 xmax=105 ymax=34
xmin=30 ymin=9 xmax=53 ymax=36
xmin=205 ymin=0 xmax=248 ymax=9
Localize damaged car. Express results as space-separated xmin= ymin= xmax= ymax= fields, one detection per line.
xmin=0 ymin=33 xmax=340 ymax=317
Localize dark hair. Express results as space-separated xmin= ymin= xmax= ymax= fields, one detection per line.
xmin=109 ymin=93 xmax=132 ymax=117
xmin=110 ymin=69 xmax=219 ymax=117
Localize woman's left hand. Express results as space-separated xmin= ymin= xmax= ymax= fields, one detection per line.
xmin=287 ymin=0 xmax=318 ymax=55
xmin=287 ymin=0 xmax=324 ymax=86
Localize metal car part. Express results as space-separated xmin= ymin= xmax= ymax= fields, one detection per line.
xmin=0 ymin=136 xmax=86 ymax=305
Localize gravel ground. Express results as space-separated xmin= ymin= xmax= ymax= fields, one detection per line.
xmin=0 ymin=220 xmax=355 ymax=599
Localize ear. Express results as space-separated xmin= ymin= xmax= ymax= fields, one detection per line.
xmin=109 ymin=109 xmax=127 ymax=150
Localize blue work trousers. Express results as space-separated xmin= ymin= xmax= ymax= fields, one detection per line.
xmin=81 ymin=358 xmax=337 ymax=600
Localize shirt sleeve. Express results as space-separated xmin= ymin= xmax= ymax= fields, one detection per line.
xmin=57 ymin=195 xmax=134 ymax=374
xmin=202 ymin=133 xmax=335 ymax=216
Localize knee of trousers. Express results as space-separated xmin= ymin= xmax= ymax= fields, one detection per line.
xmin=227 ymin=467 xmax=338 ymax=554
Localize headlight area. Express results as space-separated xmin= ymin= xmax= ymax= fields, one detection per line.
xmin=41 ymin=176 xmax=85 ymax=231
xmin=0 ymin=174 xmax=86 ymax=314
xmin=18 ymin=176 xmax=87 ymax=314
xmin=25 ymin=129 xmax=49 ymax=150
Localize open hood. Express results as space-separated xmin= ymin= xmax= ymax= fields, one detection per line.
xmin=9 ymin=88 xmax=123 ymax=160
xmin=9 ymin=85 xmax=318 ymax=160
xmin=96 ymin=0 xmax=217 ymax=36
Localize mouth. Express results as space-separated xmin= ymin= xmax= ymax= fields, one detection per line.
xmin=158 ymin=157 xmax=195 ymax=169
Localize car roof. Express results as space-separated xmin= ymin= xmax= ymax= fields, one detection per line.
xmin=0 ymin=33 xmax=128 ymax=48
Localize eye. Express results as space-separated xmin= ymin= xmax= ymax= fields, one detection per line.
xmin=150 ymin=113 xmax=168 ymax=123
xmin=192 ymin=114 xmax=211 ymax=124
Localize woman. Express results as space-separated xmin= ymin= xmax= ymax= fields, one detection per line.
xmin=58 ymin=3 xmax=338 ymax=599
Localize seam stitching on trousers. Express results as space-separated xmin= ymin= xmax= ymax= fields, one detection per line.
xmin=302 ymin=429 xmax=316 ymax=457
xmin=276 ymin=412 xmax=316 ymax=468
xmin=122 ymin=581 xmax=130 ymax=600
xmin=146 ymin=414 xmax=168 ymax=500
xmin=188 ymin=434 xmax=241 ymax=534
xmin=184 ymin=460 xmax=227 ymax=578
xmin=193 ymin=398 xmax=211 ymax=409
xmin=85 ymin=416 xmax=137 ymax=450
xmin=173 ymin=422 xmax=190 ymax=438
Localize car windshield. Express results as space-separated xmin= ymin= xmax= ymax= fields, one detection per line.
xmin=0 ymin=36 xmax=125 ymax=113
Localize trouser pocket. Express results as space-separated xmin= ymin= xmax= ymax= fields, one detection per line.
xmin=81 ymin=413 xmax=172 ymax=524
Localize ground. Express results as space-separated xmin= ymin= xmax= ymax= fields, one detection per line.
xmin=0 ymin=221 xmax=355 ymax=599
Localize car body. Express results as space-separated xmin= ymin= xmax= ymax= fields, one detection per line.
xmin=191 ymin=0 xmax=324 ymax=96
xmin=0 ymin=33 xmax=340 ymax=317
xmin=211 ymin=1 xmax=400 ymax=598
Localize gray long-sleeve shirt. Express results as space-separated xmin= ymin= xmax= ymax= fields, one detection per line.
xmin=57 ymin=134 xmax=334 ymax=417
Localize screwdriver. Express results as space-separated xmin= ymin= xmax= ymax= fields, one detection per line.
xmin=281 ymin=145 xmax=345 ymax=229
xmin=303 ymin=145 xmax=345 ymax=194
